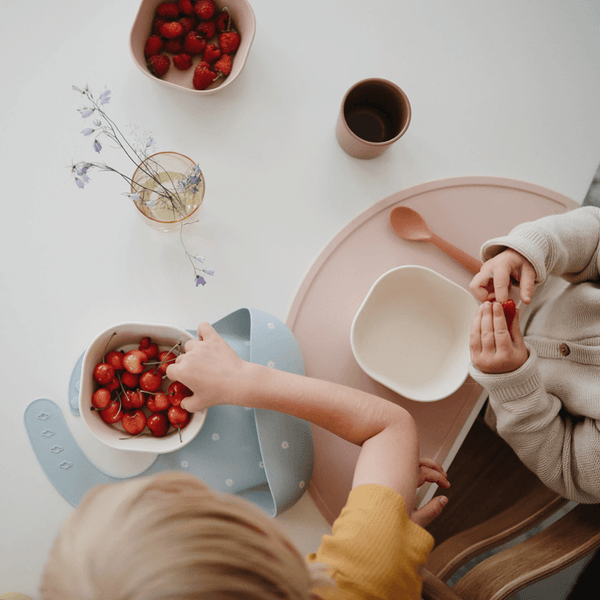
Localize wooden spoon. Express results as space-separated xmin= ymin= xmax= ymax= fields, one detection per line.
xmin=389 ymin=206 xmax=483 ymax=274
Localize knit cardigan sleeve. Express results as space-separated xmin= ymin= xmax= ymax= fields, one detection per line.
xmin=479 ymin=206 xmax=600 ymax=284
xmin=306 ymin=484 xmax=434 ymax=600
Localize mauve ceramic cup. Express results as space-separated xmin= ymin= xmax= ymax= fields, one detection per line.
xmin=336 ymin=78 xmax=411 ymax=159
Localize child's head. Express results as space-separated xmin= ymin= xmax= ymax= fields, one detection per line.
xmin=41 ymin=472 xmax=326 ymax=599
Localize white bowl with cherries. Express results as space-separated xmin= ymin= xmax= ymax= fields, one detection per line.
xmin=79 ymin=322 xmax=206 ymax=453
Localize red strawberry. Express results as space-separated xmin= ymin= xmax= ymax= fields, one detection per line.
xmin=140 ymin=369 xmax=164 ymax=391
xmin=92 ymin=388 xmax=112 ymax=410
xmin=501 ymin=299 xmax=517 ymax=331
xmin=194 ymin=0 xmax=216 ymax=20
xmin=144 ymin=35 xmax=164 ymax=57
xmin=183 ymin=30 xmax=207 ymax=55
xmin=202 ymin=43 xmax=221 ymax=63
xmin=147 ymin=413 xmax=169 ymax=437
xmin=156 ymin=2 xmax=180 ymax=19
xmin=105 ymin=350 xmax=125 ymax=371
xmin=123 ymin=349 xmax=148 ymax=374
xmin=122 ymin=410 xmax=147 ymax=436
xmin=219 ymin=30 xmax=240 ymax=54
xmin=153 ymin=16 xmax=167 ymax=35
xmin=121 ymin=371 xmax=140 ymax=388
xmin=214 ymin=53 xmax=232 ymax=76
xmin=173 ymin=52 xmax=193 ymax=70
xmin=147 ymin=54 xmax=171 ymax=77
xmin=164 ymin=38 xmax=184 ymax=54
xmin=161 ymin=21 xmax=185 ymax=39
xmin=193 ymin=61 xmax=217 ymax=90
xmin=93 ymin=363 xmax=115 ymax=385
xmin=168 ymin=405 xmax=190 ymax=430
xmin=215 ymin=9 xmax=230 ymax=32
xmin=147 ymin=392 xmax=172 ymax=412
xmin=196 ymin=19 xmax=216 ymax=39
xmin=168 ymin=381 xmax=193 ymax=407
xmin=121 ymin=389 xmax=146 ymax=411
xmin=99 ymin=400 xmax=122 ymax=424
xmin=177 ymin=0 xmax=194 ymax=16
xmin=179 ymin=15 xmax=196 ymax=35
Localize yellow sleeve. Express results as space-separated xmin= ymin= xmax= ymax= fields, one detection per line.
xmin=306 ymin=484 xmax=434 ymax=600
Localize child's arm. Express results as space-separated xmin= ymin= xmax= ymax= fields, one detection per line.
xmin=167 ymin=322 xmax=449 ymax=520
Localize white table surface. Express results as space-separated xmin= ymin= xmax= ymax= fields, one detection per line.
xmin=2 ymin=0 xmax=600 ymax=596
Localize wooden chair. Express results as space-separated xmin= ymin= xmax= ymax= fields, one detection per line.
xmin=420 ymin=410 xmax=600 ymax=600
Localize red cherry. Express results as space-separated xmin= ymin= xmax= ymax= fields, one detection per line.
xmin=168 ymin=381 xmax=193 ymax=407
xmin=139 ymin=369 xmax=163 ymax=392
xmin=121 ymin=371 xmax=140 ymax=388
xmin=123 ymin=349 xmax=148 ymax=374
xmin=105 ymin=377 xmax=120 ymax=392
xmin=105 ymin=350 xmax=125 ymax=371
xmin=147 ymin=413 xmax=169 ymax=437
xmin=99 ymin=401 xmax=122 ymax=423
xmin=121 ymin=389 xmax=146 ymax=411
xmin=93 ymin=363 xmax=115 ymax=385
xmin=157 ymin=351 xmax=177 ymax=375
xmin=168 ymin=405 xmax=190 ymax=429
xmin=122 ymin=410 xmax=147 ymax=435
xmin=91 ymin=388 xmax=112 ymax=409
xmin=147 ymin=392 xmax=172 ymax=412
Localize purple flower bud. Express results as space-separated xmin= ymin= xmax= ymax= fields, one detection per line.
xmin=93 ymin=140 xmax=102 ymax=153
xmin=75 ymin=178 xmax=85 ymax=189
xmin=204 ymin=269 xmax=215 ymax=276
xmin=78 ymin=108 xmax=93 ymax=118
xmin=193 ymin=255 xmax=205 ymax=263
xmin=81 ymin=128 xmax=94 ymax=136
xmin=195 ymin=275 xmax=207 ymax=287
xmin=99 ymin=89 xmax=112 ymax=104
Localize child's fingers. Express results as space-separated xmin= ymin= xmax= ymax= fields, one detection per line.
xmin=510 ymin=308 xmax=525 ymax=345
xmin=492 ymin=302 xmax=513 ymax=351
xmin=469 ymin=304 xmax=484 ymax=355
xmin=420 ymin=457 xmax=447 ymax=478
xmin=519 ymin=263 xmax=537 ymax=304
xmin=479 ymin=302 xmax=496 ymax=353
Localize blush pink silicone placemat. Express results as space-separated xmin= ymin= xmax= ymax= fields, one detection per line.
xmin=286 ymin=176 xmax=578 ymax=525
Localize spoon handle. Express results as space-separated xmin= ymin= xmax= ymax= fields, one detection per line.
xmin=429 ymin=233 xmax=483 ymax=275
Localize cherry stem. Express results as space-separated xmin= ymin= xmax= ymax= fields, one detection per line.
xmin=177 ymin=425 xmax=182 ymax=443
xmin=153 ymin=341 xmax=181 ymax=374
xmin=101 ymin=331 xmax=118 ymax=363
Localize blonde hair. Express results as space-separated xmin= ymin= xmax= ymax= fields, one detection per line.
xmin=41 ymin=472 xmax=332 ymax=600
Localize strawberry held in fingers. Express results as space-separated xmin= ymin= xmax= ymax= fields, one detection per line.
xmin=502 ymin=299 xmax=517 ymax=331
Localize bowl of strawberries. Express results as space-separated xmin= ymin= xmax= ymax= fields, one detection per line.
xmin=79 ymin=322 xmax=207 ymax=453
xmin=130 ymin=0 xmax=255 ymax=94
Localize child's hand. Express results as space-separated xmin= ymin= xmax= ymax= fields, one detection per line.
xmin=470 ymin=301 xmax=528 ymax=374
xmin=166 ymin=322 xmax=246 ymax=412
xmin=410 ymin=458 xmax=450 ymax=528
xmin=470 ymin=249 xmax=536 ymax=305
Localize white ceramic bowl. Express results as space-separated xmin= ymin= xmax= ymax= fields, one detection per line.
xmin=79 ymin=322 xmax=206 ymax=453
xmin=351 ymin=266 xmax=478 ymax=402
xmin=130 ymin=0 xmax=256 ymax=95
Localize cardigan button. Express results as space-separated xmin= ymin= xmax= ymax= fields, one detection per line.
xmin=560 ymin=343 xmax=570 ymax=357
